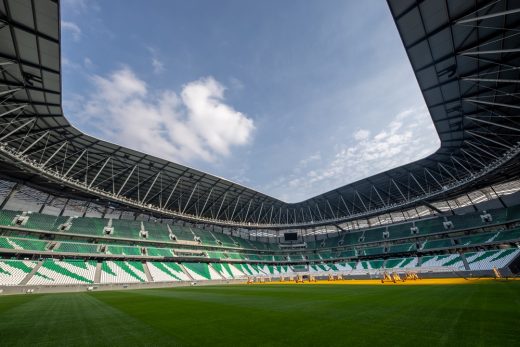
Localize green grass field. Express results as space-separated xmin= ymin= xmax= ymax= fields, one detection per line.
xmin=0 ymin=281 xmax=518 ymax=346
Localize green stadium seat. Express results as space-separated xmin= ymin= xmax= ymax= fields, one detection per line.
xmin=68 ymin=217 xmax=107 ymax=236
xmin=55 ymin=242 xmax=100 ymax=254
xmin=421 ymin=238 xmax=454 ymax=250
xmin=0 ymin=210 xmax=20 ymax=226
xmin=106 ymin=245 xmax=142 ymax=256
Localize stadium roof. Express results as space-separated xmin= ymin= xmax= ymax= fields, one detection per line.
xmin=0 ymin=0 xmax=519 ymax=228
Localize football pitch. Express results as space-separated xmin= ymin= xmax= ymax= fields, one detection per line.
xmin=0 ymin=280 xmax=518 ymax=346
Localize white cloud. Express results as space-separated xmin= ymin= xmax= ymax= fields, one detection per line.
xmin=68 ymin=67 xmax=254 ymax=163
xmin=353 ymin=129 xmax=370 ymax=141
xmin=265 ymin=106 xmax=440 ymax=202
xmin=61 ymin=21 xmax=81 ymax=41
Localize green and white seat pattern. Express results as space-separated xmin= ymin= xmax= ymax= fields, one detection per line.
xmin=232 ymin=263 xmax=260 ymax=276
xmin=100 ymin=261 xmax=148 ymax=283
xmin=211 ymin=263 xmax=247 ymax=279
xmin=458 ymin=232 xmax=499 ymax=246
xmin=0 ymin=237 xmax=48 ymax=251
xmin=55 ymin=242 xmax=100 ymax=254
xmin=0 ymin=259 xmax=37 ymax=285
xmin=333 ymin=262 xmax=356 ymax=271
xmin=465 ymin=248 xmax=520 ymax=271
xmin=256 ymin=264 xmax=280 ymax=276
xmin=106 ymin=245 xmax=142 ymax=256
xmin=27 ymin=259 xmax=96 ymax=285
xmin=147 ymin=247 xmax=174 ymax=257
xmin=356 ymin=260 xmax=384 ymax=270
xmin=240 ymin=263 xmax=264 ymax=276
xmin=147 ymin=262 xmax=190 ymax=282
xmin=182 ymin=262 xmax=222 ymax=280
xmin=419 ymin=254 xmax=465 ymax=270
xmin=384 ymin=257 xmax=419 ymax=269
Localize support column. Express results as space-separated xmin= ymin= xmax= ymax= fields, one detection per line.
xmin=0 ymin=182 xmax=19 ymax=210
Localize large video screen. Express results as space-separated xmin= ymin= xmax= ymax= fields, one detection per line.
xmin=284 ymin=232 xmax=298 ymax=241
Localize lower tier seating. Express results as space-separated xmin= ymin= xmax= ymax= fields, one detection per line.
xmin=211 ymin=263 xmax=247 ymax=279
xmin=419 ymin=254 xmax=465 ymax=270
xmin=2 ymin=246 xmax=519 ymax=286
xmin=182 ymin=262 xmax=222 ymax=280
xmin=27 ymin=259 xmax=96 ymax=285
xmin=0 ymin=259 xmax=37 ymax=285
xmin=100 ymin=261 xmax=148 ymax=283
xmin=465 ymin=249 xmax=520 ymax=271
xmin=384 ymin=257 xmax=419 ymax=269
xmin=147 ymin=262 xmax=190 ymax=282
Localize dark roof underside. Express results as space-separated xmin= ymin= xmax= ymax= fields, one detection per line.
xmin=0 ymin=0 xmax=519 ymax=227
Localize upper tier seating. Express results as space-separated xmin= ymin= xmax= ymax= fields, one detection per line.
xmin=387 ymin=243 xmax=416 ymax=254
xmin=421 ymin=238 xmax=454 ymax=250
xmin=68 ymin=217 xmax=106 ymax=236
xmin=362 ymin=227 xmax=386 ymax=243
xmin=0 ymin=210 xmax=20 ymax=226
xmin=173 ymin=226 xmax=197 ymax=242
xmin=387 ymin=222 xmax=414 ymax=240
xmin=215 ymin=234 xmax=237 ymax=247
xmin=457 ymin=232 xmax=499 ymax=246
xmin=142 ymin=221 xmax=171 ymax=241
xmin=55 ymin=242 xmax=100 ymax=254
xmin=24 ymin=213 xmax=68 ymax=231
xmin=507 ymin=205 xmax=520 ymax=221
xmin=494 ymin=229 xmax=520 ymax=242
xmin=106 ymin=245 xmax=142 ymax=256
xmin=110 ymin=219 xmax=141 ymax=239
xmin=359 ymin=246 xmax=385 ymax=256
xmin=0 ymin=236 xmax=48 ymax=251
xmin=414 ymin=218 xmax=446 ymax=235
xmin=147 ymin=247 xmax=174 ymax=257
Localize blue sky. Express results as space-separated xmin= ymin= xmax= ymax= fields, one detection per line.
xmin=61 ymin=0 xmax=440 ymax=203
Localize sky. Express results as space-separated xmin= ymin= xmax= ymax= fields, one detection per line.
xmin=60 ymin=0 xmax=441 ymax=203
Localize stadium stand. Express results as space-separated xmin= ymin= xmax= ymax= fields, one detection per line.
xmin=147 ymin=247 xmax=175 ymax=257
xmin=147 ymin=262 xmax=191 ymax=282
xmin=27 ymin=259 xmax=96 ymax=285
xmin=465 ymin=249 xmax=520 ymax=271
xmin=55 ymin=242 xmax=100 ymax=254
xmin=420 ymin=254 xmax=465 ymax=271
xmin=101 ymin=261 xmax=148 ymax=283
xmin=68 ymin=217 xmax=107 ymax=236
xmin=0 ymin=259 xmax=37 ymax=285
xmin=106 ymin=245 xmax=142 ymax=256
xmin=182 ymin=262 xmax=222 ymax=280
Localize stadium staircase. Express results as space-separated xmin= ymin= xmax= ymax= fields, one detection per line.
xmin=94 ymin=262 xmax=102 ymax=283
xmin=19 ymin=260 xmax=42 ymax=285
xmin=143 ymin=262 xmax=153 ymax=282
xmin=461 ymin=254 xmax=471 ymax=271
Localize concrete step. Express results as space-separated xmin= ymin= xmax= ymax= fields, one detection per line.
xmin=20 ymin=260 xmax=42 ymax=285
xmin=94 ymin=262 xmax=102 ymax=283
xmin=143 ymin=262 xmax=153 ymax=282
